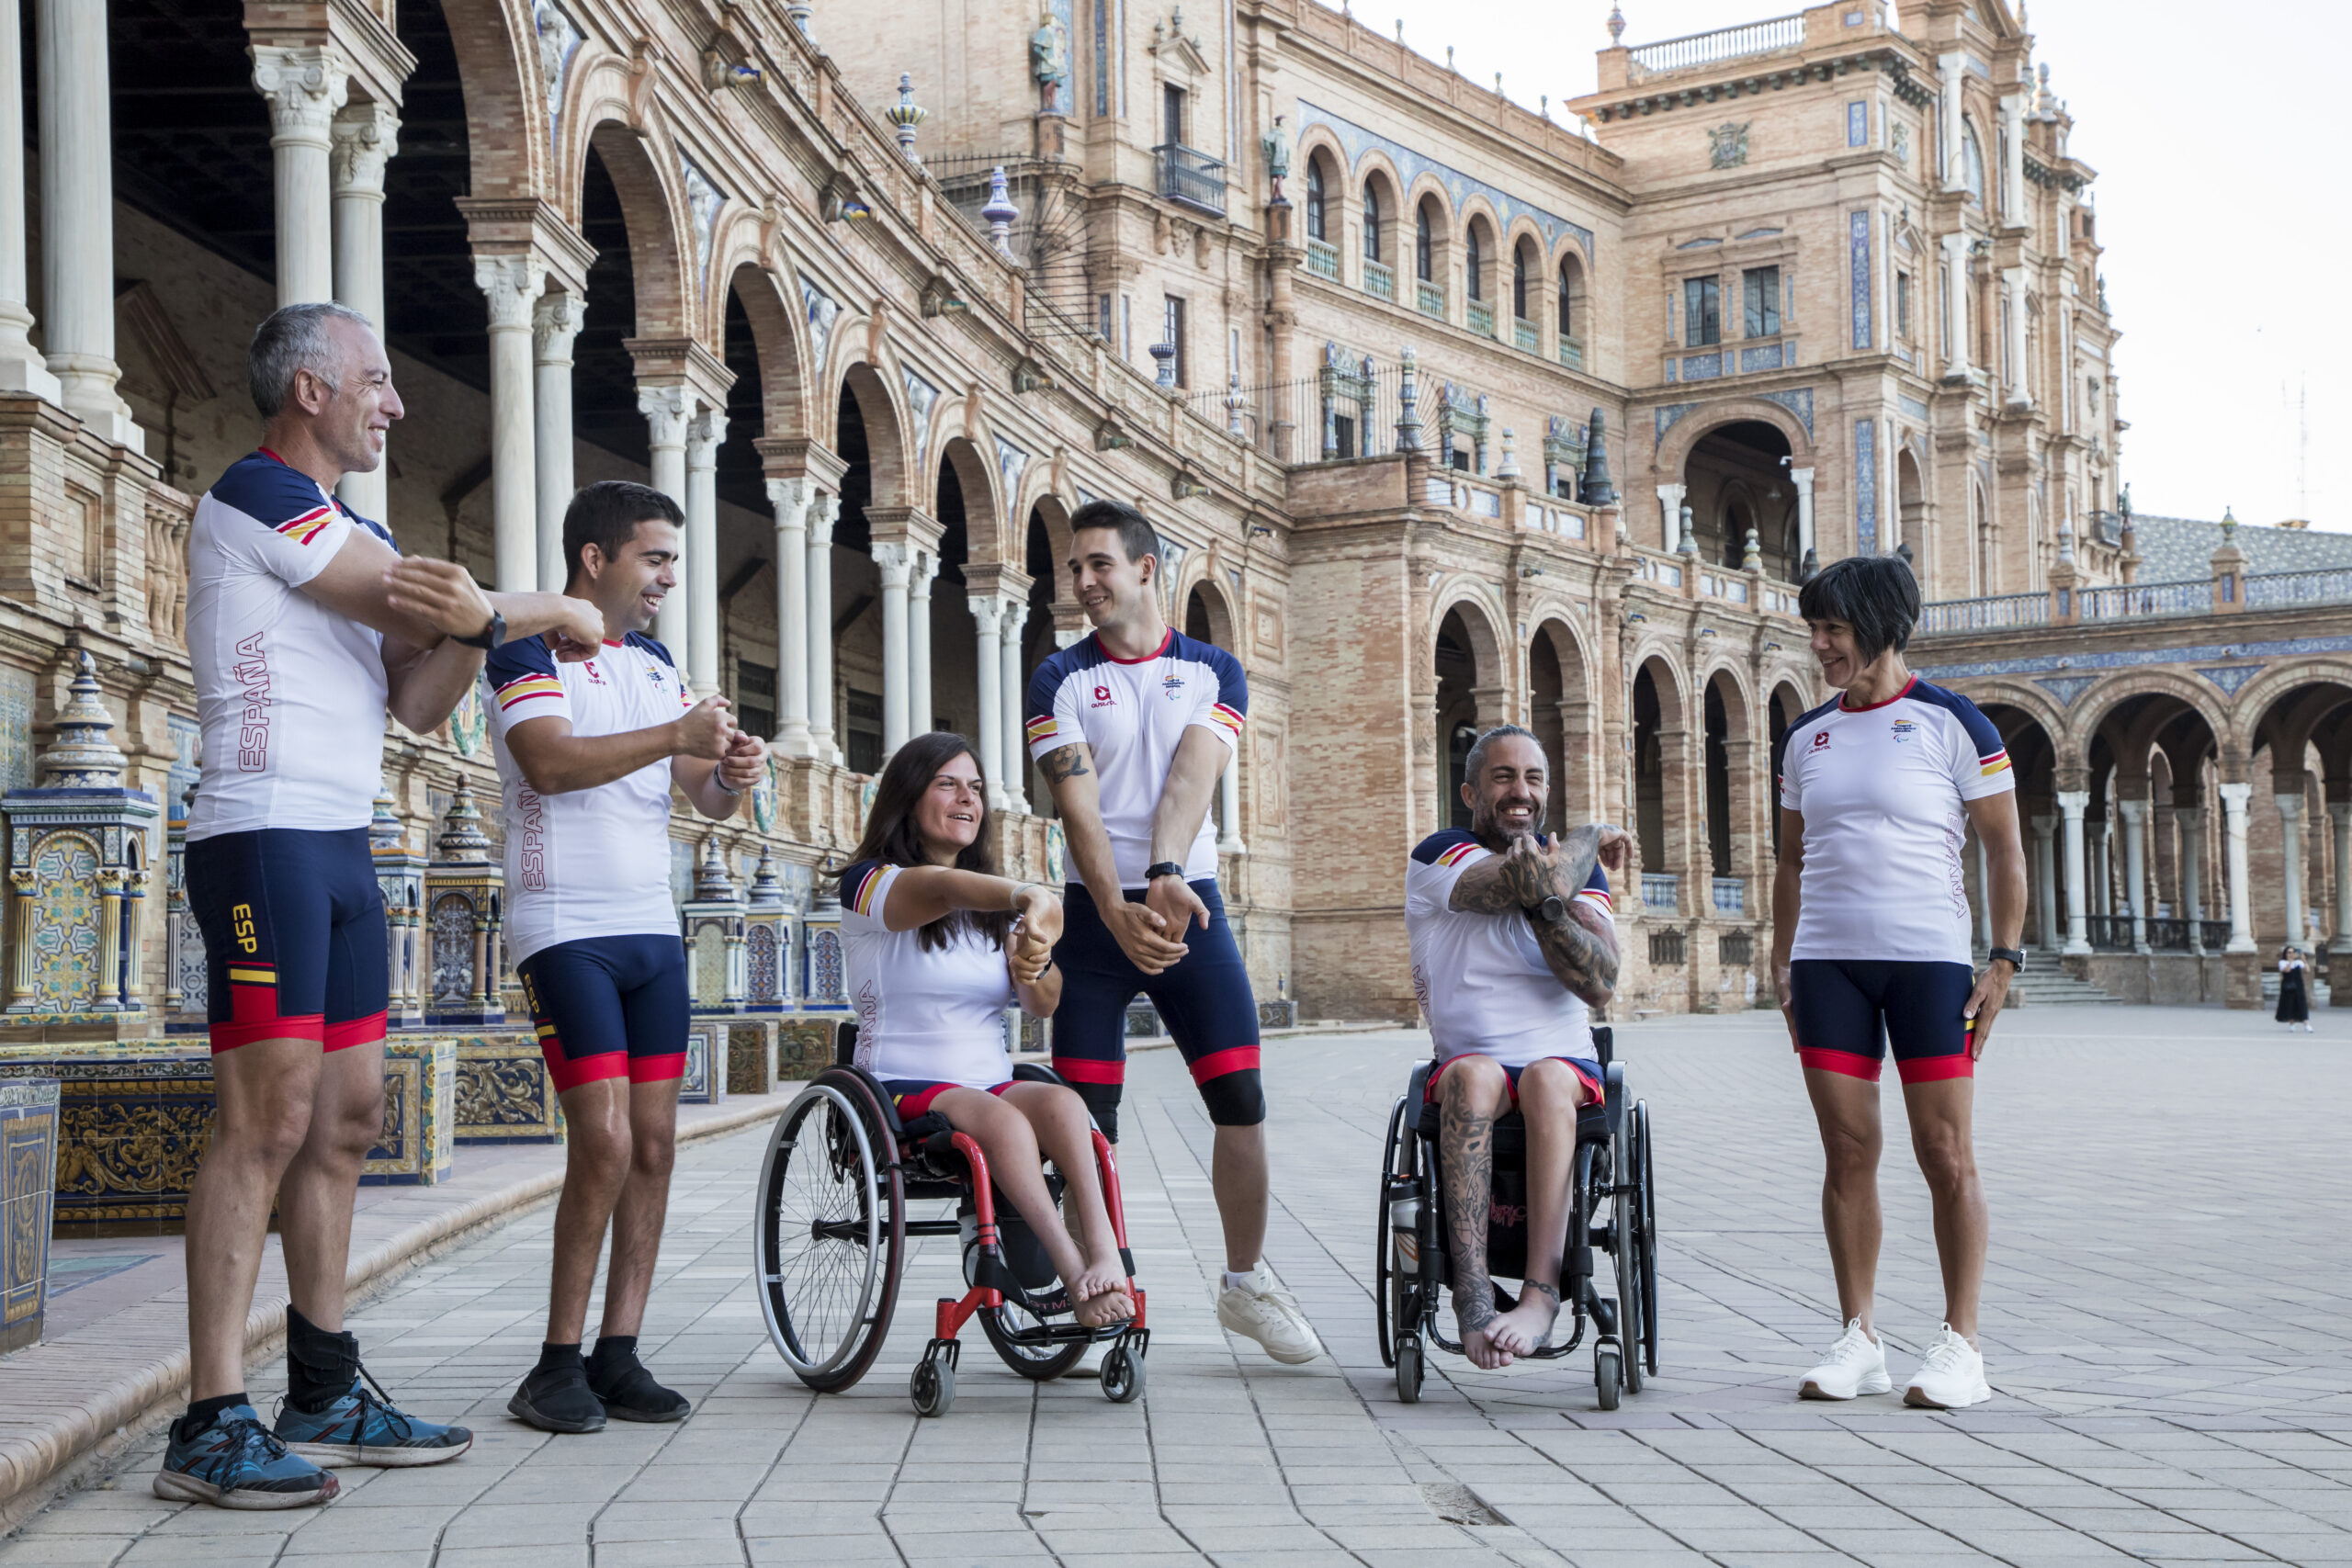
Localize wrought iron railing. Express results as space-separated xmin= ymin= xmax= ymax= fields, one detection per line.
xmin=2084 ymin=914 xmax=2133 ymax=952
xmin=1627 ymin=13 xmax=1804 ymax=75
xmin=1648 ymin=929 xmax=1687 ymax=967
xmin=1152 ymin=142 xmax=1227 ymax=213
xmin=1417 ymin=280 xmax=1446 ymax=319
xmin=1558 ymin=334 xmax=1585 ymax=370
xmin=1642 ymin=872 xmax=1679 ymax=911
xmin=1718 ymin=931 xmax=1753 ymax=967
xmin=1364 ymin=259 xmax=1396 ymax=301
xmin=2144 ymin=918 xmax=2194 ymax=952
xmin=1513 ymin=318 xmax=1538 ymax=353
xmin=1712 ymin=877 xmax=1745 ymax=915
xmin=1305 ymin=238 xmax=1340 ymax=280
xmin=1466 ymin=299 xmax=1496 ymax=338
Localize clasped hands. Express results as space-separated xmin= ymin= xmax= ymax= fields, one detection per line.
xmin=1008 ymin=885 xmax=1063 ymax=987
xmin=672 ymin=694 xmax=768 ymax=790
xmin=1498 ymin=823 xmax=1632 ymax=909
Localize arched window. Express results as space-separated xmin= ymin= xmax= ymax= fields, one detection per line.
xmin=1363 ymin=184 xmax=1381 ymax=262
xmin=1512 ymin=246 xmax=1530 ymax=320
xmin=1557 ymin=259 xmax=1577 ymax=337
xmin=1465 ymin=224 xmax=1483 ymax=301
xmin=1961 ymin=120 xmax=1985 ymax=207
xmin=1305 ymin=157 xmax=1327 ymax=242
xmin=1415 ymin=202 xmax=1433 ymax=281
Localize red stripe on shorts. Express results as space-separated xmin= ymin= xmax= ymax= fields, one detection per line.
xmin=323 ymin=1011 xmax=388 ymax=1053
xmin=1186 ymin=1045 xmax=1261 ymax=1085
xmin=1894 ymin=1054 xmax=1974 ymax=1084
xmin=631 ymin=1053 xmax=686 ymax=1084
xmin=210 ymin=979 xmax=325 ymax=1052
xmin=1050 ymin=1056 xmax=1125 ymax=1085
xmin=1797 ymin=1046 xmax=1883 ymax=1081
xmin=541 ymin=1038 xmax=628 ymax=1094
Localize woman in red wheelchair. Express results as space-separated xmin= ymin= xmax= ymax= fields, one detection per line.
xmin=830 ymin=730 xmax=1136 ymax=1329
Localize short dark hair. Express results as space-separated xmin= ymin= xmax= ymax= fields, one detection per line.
xmin=1069 ymin=498 xmax=1160 ymax=569
xmin=563 ymin=480 xmax=683 ymax=584
xmin=1796 ymin=554 xmax=1921 ymax=664
xmin=1464 ymin=723 xmax=1542 ymax=784
xmin=823 ymin=730 xmax=1011 ymax=953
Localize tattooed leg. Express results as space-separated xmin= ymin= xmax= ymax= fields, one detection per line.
xmin=1439 ymin=1055 xmax=1517 ymax=1370
xmin=1487 ymin=1058 xmax=1586 ymax=1356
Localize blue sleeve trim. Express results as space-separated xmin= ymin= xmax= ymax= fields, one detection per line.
xmin=1909 ymin=681 xmax=2006 ymax=759
xmin=627 ymin=632 xmax=678 ymax=668
xmin=484 ymin=637 xmax=560 ymax=684
xmin=1023 ymin=645 xmax=1085 ymax=724
xmin=1174 ymin=632 xmax=1250 ymax=714
xmin=206 ymin=452 xmax=336 ymax=528
xmin=1581 ymin=863 xmax=1610 ymax=894
xmin=1409 ymin=829 xmax=1478 ymax=865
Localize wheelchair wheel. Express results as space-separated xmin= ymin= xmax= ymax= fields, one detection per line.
xmin=911 ymin=1351 xmax=956 ymax=1416
xmin=1595 ymin=1343 xmax=1623 ymax=1411
xmin=1375 ymin=1096 xmax=1412 ymax=1370
xmin=1634 ymin=1100 xmax=1658 ymax=1377
xmin=1612 ymin=1118 xmax=1645 ymax=1396
xmin=754 ymin=1077 xmax=905 ymax=1393
xmin=1396 ymin=1335 xmax=1423 ymax=1404
xmin=1101 ymin=1344 xmax=1146 ymax=1404
xmin=981 ymin=1297 xmax=1088 ymax=1382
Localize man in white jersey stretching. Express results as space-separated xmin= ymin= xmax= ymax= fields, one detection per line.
xmin=1024 ymin=499 xmax=1319 ymax=1366
xmin=487 ymin=481 xmax=767 ymax=1432
xmin=164 ymin=303 xmax=604 ymax=1509
xmin=1405 ymin=726 xmax=1626 ymax=1368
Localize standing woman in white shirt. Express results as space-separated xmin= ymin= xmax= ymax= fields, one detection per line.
xmin=1770 ymin=556 xmax=2028 ymax=1410
xmin=831 ymin=730 xmax=1136 ymax=1328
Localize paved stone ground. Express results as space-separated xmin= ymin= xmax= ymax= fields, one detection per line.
xmin=9 ymin=1004 xmax=2352 ymax=1567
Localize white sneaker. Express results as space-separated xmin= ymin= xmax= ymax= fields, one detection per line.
xmin=1904 ymin=1324 xmax=1992 ymax=1408
xmin=1215 ymin=1267 xmax=1324 ymax=1365
xmin=1798 ymin=1317 xmax=1892 ymax=1399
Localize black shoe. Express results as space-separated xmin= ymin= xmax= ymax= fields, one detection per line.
xmin=507 ymin=1363 xmax=606 ymax=1434
xmin=585 ymin=1351 xmax=690 ymax=1423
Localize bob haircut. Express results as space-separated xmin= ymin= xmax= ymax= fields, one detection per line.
xmin=1796 ymin=554 xmax=1922 ymax=665
xmin=822 ymin=730 xmax=1012 ymax=953
xmin=1069 ymin=498 xmax=1161 ymax=570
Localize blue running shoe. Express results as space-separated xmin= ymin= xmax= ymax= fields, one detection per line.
xmin=153 ymin=1405 xmax=338 ymax=1509
xmin=273 ymin=1365 xmax=474 ymax=1468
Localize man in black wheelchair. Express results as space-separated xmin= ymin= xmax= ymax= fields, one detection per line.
xmin=1379 ymin=724 xmax=1657 ymax=1405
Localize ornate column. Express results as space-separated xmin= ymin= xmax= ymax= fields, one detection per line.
xmin=2030 ymin=813 xmax=2057 ymax=951
xmin=2177 ymin=805 xmax=2205 ymax=953
xmin=2278 ymin=792 xmax=2308 ymax=950
xmin=1937 ymin=51 xmax=1965 ymax=191
xmin=253 ymin=45 xmax=348 ymax=306
xmin=0 ymin=0 xmax=57 ymax=398
xmin=1000 ymin=597 xmax=1030 ymax=812
xmin=2219 ymin=781 xmax=2256 ymax=953
xmin=766 ymin=478 xmax=814 ymax=755
xmin=873 ymin=540 xmax=913 ymax=754
xmin=637 ymin=387 xmax=695 ymax=652
xmin=37 ymin=0 xmax=140 ymax=445
xmin=684 ymin=410 xmax=726 ymax=697
xmin=967 ymin=595 xmax=1005 ymax=806
xmin=1791 ymin=467 xmax=1816 ymax=576
xmin=476 ymin=254 xmax=546 ymax=592
xmin=1654 ymin=483 xmax=1686 ymax=554
xmin=329 ymin=99 xmax=398 ymax=521
xmin=2118 ymin=797 xmax=2149 ymax=953
xmin=1942 ymin=232 xmax=1972 ymax=380
xmin=2086 ymin=817 xmax=2110 ymax=919
xmin=2002 ymin=266 xmax=2029 ymax=406
xmin=807 ymin=494 xmax=840 ymax=762
xmin=2057 ymin=789 xmax=2091 ymax=955
xmin=532 ymin=292 xmax=584 ymax=591
xmin=2000 ymin=90 xmax=2027 ymax=221
xmin=908 ymin=550 xmax=938 ymax=739
xmin=2330 ymin=803 xmax=2352 ymax=956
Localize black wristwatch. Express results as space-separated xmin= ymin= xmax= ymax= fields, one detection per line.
xmin=1988 ymin=945 xmax=2026 ymax=974
xmin=1145 ymin=861 xmax=1186 ymax=882
xmin=1530 ymin=894 xmax=1569 ymax=925
xmin=454 ymin=609 xmax=505 ymax=651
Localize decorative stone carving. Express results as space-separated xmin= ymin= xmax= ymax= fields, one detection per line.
xmin=743 ymin=846 xmax=793 ymax=1010
xmin=1030 ymin=11 xmax=1069 ymax=112
xmin=372 ymin=791 xmax=427 ymax=1029
xmin=1708 ymin=121 xmax=1749 ymax=169
xmin=424 ymin=782 xmax=505 ymax=1027
xmin=682 ymin=837 xmax=747 ymax=1013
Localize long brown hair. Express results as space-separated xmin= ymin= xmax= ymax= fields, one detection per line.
xmin=823 ymin=730 xmax=1013 ymax=953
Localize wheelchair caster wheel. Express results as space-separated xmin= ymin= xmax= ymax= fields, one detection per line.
xmin=911 ymin=1353 xmax=956 ymax=1417
xmin=1396 ymin=1336 xmax=1423 ymax=1404
xmin=1595 ymin=1342 xmax=1623 ymax=1411
xmin=1101 ymin=1345 xmax=1146 ymax=1404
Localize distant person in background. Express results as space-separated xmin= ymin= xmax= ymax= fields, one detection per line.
xmin=2277 ymin=946 xmax=2312 ymax=1032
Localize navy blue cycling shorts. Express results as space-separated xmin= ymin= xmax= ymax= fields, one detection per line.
xmin=1788 ymin=959 xmax=1977 ymax=1084
xmin=186 ymin=828 xmax=389 ymax=1053
xmin=515 ymin=934 xmax=689 ymax=1094
xmin=1050 ymin=879 xmax=1262 ymax=1136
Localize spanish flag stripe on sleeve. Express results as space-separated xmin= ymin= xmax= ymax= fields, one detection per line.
xmin=1979 ymin=749 xmax=2012 ymax=777
xmin=1209 ymin=703 xmax=1245 ymax=731
xmin=494 ymin=674 xmax=565 ymax=710
xmin=848 ymin=865 xmax=888 ymax=917
xmin=1025 ymin=716 xmax=1059 ymax=740
xmin=1437 ymin=841 xmax=1480 ymax=867
xmin=272 ymin=506 xmax=335 ymax=546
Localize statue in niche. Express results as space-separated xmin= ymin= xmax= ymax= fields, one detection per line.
xmin=1031 ymin=9 xmax=1069 ymax=114
xmin=1261 ymin=114 xmax=1292 ymax=201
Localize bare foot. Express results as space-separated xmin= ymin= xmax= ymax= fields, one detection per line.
xmin=1455 ymin=1290 xmax=1513 ymax=1370
xmin=1069 ymin=1255 xmax=1126 ymax=1308
xmin=1487 ymin=1283 xmax=1561 ymax=1359
xmin=1072 ymin=1286 xmax=1135 ymax=1328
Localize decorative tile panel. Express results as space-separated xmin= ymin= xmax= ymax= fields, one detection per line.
xmin=1849 ymin=209 xmax=1873 ymax=350
xmin=362 ymin=1035 xmax=456 ymax=1185
xmin=1681 ymin=354 xmax=1723 ymax=381
xmin=1738 ymin=344 xmax=1783 ymax=373
xmin=1759 ymin=388 xmax=1815 ymax=436
xmin=0 ymin=664 xmax=33 ymax=795
xmin=1847 ymin=101 xmax=1868 ymax=147
xmin=1855 ymin=417 xmax=1878 ymax=555
xmin=451 ymin=1032 xmax=563 ymax=1144
xmin=0 ymin=1078 xmax=58 ymax=1350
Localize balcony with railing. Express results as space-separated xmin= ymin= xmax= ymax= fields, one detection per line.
xmin=1922 ymin=565 xmax=2352 ymax=637
xmin=1642 ymin=873 xmax=1679 ymax=912
xmin=2247 ymin=566 xmax=2352 ymax=608
xmin=1465 ymin=299 xmax=1496 ymax=338
xmin=1558 ymin=333 xmax=1585 ymax=370
xmin=1416 ymin=280 xmax=1446 ymax=319
xmin=1513 ymin=318 xmax=1538 ymax=353
xmin=1363 ymin=259 xmax=1395 ymax=301
xmin=1305 ymin=238 xmax=1340 ymax=280
xmin=1711 ymin=877 xmax=1746 ymax=915
xmin=1153 ymin=143 xmax=1227 ymax=214
xmin=1626 ymin=12 xmax=1805 ymax=77
xmin=2143 ymin=918 xmax=2231 ymax=953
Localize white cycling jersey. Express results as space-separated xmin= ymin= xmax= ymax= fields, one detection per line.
xmin=1405 ymin=830 xmax=1614 ymax=1066
xmin=838 ymin=861 xmax=1019 ymax=1088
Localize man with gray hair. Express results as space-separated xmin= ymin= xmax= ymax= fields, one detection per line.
xmin=1404 ymin=725 xmax=1627 ymax=1369
xmin=159 ymin=302 xmax=603 ymax=1509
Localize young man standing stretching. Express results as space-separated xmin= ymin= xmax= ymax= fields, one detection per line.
xmin=165 ymin=303 xmax=604 ymax=1508
xmin=1024 ymin=499 xmax=1320 ymax=1366
xmin=489 ymin=481 xmax=768 ymax=1433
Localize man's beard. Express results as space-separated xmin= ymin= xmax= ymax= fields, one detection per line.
xmin=1469 ymin=795 xmax=1546 ymax=845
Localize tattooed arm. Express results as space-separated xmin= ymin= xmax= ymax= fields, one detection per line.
xmin=1447 ymin=825 xmax=1625 ymax=1007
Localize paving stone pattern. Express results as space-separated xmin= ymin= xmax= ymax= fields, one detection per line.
xmin=8 ymin=1004 xmax=2352 ymax=1566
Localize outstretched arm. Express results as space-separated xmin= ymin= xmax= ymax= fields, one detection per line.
xmin=1446 ymin=825 xmax=1623 ymax=1006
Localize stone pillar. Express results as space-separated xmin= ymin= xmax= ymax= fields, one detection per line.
xmin=684 ymin=410 xmax=726 ymax=697
xmin=1218 ymin=750 xmax=1247 ymax=853
xmin=2057 ymin=789 xmax=2090 ymax=955
xmin=2118 ymin=797 xmax=2149 ymax=953
xmin=1654 ymin=483 xmax=1686 ymax=554
xmin=37 ymin=0 xmax=140 ymax=446
xmin=329 ymin=99 xmax=398 ymax=522
xmin=2278 ymin=793 xmax=2308 ymax=951
xmin=1942 ymin=232 xmax=1972 ymax=380
xmin=1000 ymin=597 xmax=1030 ymax=813
xmin=2219 ymin=781 xmax=2256 ymax=953
xmin=253 ymin=45 xmax=347 ymax=306
xmin=2030 ymin=813 xmax=2057 ymax=951
xmin=2000 ymin=90 xmax=2027 ymax=221
xmin=2002 ymin=266 xmax=2028 ymax=406
xmin=873 ymin=541 xmax=913 ymax=754
xmin=476 ymin=254 xmax=546 ymax=592
xmin=2085 ymin=818 xmax=2108 ymax=919
xmin=968 ymin=594 xmax=1005 ymax=806
xmin=2330 ymin=803 xmax=2352 ymax=956
xmin=1791 ymin=467 xmax=1815 ymax=570
xmin=766 ymin=478 xmax=814 ymax=755
xmin=638 ymin=387 xmax=695 ymax=652
xmin=532 ymin=292 xmax=583 ymax=592
xmin=1937 ymin=51 xmax=1965 ymax=191
xmin=807 ymin=493 xmax=840 ymax=763
xmin=2178 ymin=806 xmax=2205 ymax=953
xmin=0 ymin=0 xmax=57 ymax=398
xmin=909 ymin=551 xmax=938 ymax=738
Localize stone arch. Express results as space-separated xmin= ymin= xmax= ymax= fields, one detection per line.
xmin=1655 ymin=396 xmax=1816 ymax=480
xmin=1354 ymin=153 xmax=1406 ymax=270
xmin=2069 ymin=671 xmax=2233 ymax=784
xmin=581 ymin=118 xmax=694 ymax=340
xmin=2230 ymin=659 xmax=2352 ymax=762
xmin=1700 ymin=661 xmax=1759 ymax=896
xmin=1941 ymin=675 xmax=2069 ymax=753
xmin=936 ymin=434 xmax=1005 ymax=568
xmin=1528 ymin=613 xmax=1597 ymax=825
xmin=1632 ymin=650 xmax=1692 ymax=908
xmin=1182 ymin=573 xmax=1238 ymax=649
xmin=1298 ymin=134 xmax=1345 ymax=249
xmin=1507 ymin=224 xmax=1544 ymax=327
xmin=1554 ymin=242 xmax=1591 ymax=356
xmin=1896 ymin=443 xmax=1928 ymax=572
xmin=837 ymin=360 xmax=910 ymax=511
xmin=1408 ymin=180 xmax=1453 ymax=288
xmin=433 ymin=0 xmax=546 ymax=199
xmin=1434 ymin=592 xmax=1510 ymax=829
xmin=1460 ymin=201 xmax=1502 ymax=310
xmin=722 ymin=263 xmax=811 ymax=448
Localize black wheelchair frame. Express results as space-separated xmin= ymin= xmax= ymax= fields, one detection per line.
xmin=1375 ymin=1026 xmax=1658 ymax=1408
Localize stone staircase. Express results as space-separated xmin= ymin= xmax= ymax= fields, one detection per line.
xmin=1997 ymin=963 xmax=2115 ymax=1007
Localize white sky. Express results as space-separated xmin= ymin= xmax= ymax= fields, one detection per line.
xmin=1363 ymin=0 xmax=2350 ymax=530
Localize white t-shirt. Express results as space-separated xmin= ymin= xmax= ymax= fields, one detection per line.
xmin=1023 ymin=629 xmax=1246 ymax=887
xmin=1776 ymin=676 xmax=2016 ymax=966
xmin=185 ymin=450 xmax=395 ymax=840
xmin=839 ymin=862 xmax=1019 ymax=1088
xmin=1404 ymin=830 xmax=1614 ymax=1066
xmin=484 ymin=633 xmax=693 ymax=965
